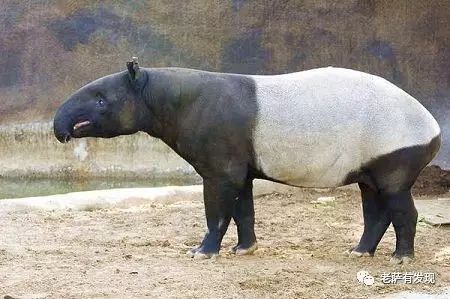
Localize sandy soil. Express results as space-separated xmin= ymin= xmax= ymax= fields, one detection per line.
xmin=0 ymin=187 xmax=449 ymax=298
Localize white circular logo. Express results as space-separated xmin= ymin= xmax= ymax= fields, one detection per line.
xmin=357 ymin=270 xmax=374 ymax=286
xmin=357 ymin=270 xmax=369 ymax=283
xmin=363 ymin=275 xmax=375 ymax=286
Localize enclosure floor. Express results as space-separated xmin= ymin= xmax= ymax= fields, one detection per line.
xmin=1 ymin=188 xmax=449 ymax=298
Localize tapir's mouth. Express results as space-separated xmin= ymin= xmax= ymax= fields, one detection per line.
xmin=73 ymin=120 xmax=91 ymax=132
xmin=72 ymin=120 xmax=91 ymax=137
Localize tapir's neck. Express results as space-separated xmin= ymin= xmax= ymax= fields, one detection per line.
xmin=141 ymin=68 xmax=206 ymax=147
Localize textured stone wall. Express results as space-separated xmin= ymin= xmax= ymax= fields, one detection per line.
xmin=0 ymin=0 xmax=449 ymax=174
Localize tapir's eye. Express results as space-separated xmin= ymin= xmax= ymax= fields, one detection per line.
xmin=95 ymin=94 xmax=106 ymax=109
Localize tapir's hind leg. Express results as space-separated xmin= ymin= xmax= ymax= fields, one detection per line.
xmin=384 ymin=189 xmax=418 ymax=264
xmin=364 ymin=139 xmax=438 ymax=263
xmin=347 ymin=183 xmax=391 ymax=257
xmin=349 ymin=186 xmax=418 ymax=264
xmin=347 ymin=136 xmax=440 ymax=262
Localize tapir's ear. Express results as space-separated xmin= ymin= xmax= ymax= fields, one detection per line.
xmin=126 ymin=57 xmax=140 ymax=81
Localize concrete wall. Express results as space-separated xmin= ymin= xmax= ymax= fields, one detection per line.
xmin=0 ymin=0 xmax=449 ymax=177
xmin=0 ymin=122 xmax=196 ymax=179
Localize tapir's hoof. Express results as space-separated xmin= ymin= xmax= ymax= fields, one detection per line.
xmin=231 ymin=243 xmax=258 ymax=256
xmin=186 ymin=248 xmax=218 ymax=259
xmin=390 ymin=254 xmax=413 ymax=264
xmin=344 ymin=248 xmax=373 ymax=258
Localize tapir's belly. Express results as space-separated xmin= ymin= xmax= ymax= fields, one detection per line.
xmin=250 ymin=67 xmax=440 ymax=187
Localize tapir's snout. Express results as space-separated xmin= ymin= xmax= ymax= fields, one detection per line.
xmin=53 ymin=119 xmax=72 ymax=143
xmin=53 ymin=102 xmax=74 ymax=143
xmin=54 ymin=130 xmax=72 ymax=143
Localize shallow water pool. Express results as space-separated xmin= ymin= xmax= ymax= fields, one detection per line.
xmin=0 ymin=176 xmax=200 ymax=199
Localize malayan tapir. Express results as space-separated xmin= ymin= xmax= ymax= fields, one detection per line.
xmin=53 ymin=58 xmax=441 ymax=264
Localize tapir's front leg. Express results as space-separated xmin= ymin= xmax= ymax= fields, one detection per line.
xmin=187 ymin=178 xmax=238 ymax=259
xmin=232 ymin=180 xmax=258 ymax=255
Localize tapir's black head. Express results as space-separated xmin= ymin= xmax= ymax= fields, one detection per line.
xmin=54 ymin=58 xmax=149 ymax=143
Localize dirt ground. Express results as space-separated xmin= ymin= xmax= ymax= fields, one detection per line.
xmin=413 ymin=166 xmax=450 ymax=196
xmin=0 ymin=183 xmax=449 ymax=298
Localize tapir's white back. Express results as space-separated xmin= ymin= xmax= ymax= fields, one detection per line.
xmin=251 ymin=67 xmax=440 ymax=187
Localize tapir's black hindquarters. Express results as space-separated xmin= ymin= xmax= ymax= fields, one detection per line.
xmin=349 ymin=135 xmax=441 ymax=194
xmin=351 ymin=135 xmax=440 ymax=261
